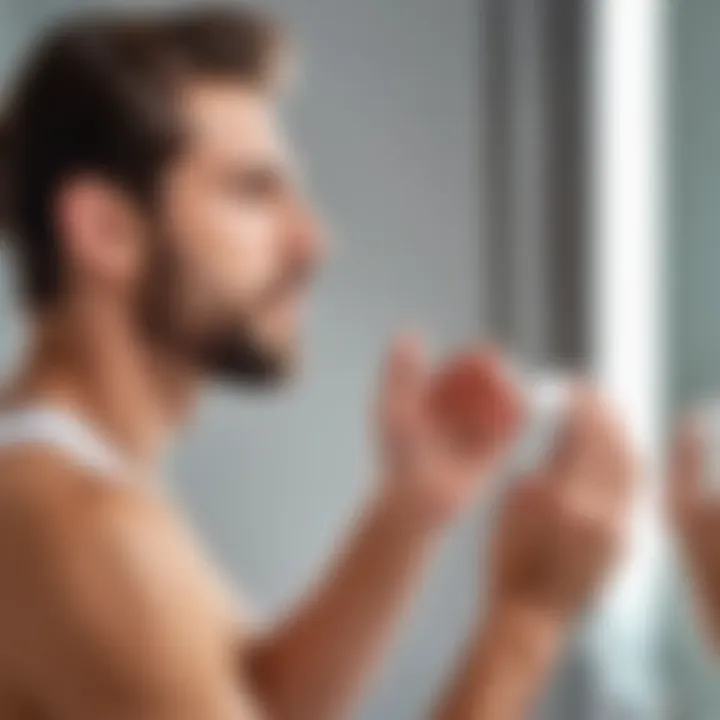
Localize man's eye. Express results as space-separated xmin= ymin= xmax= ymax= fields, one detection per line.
xmin=236 ymin=169 xmax=282 ymax=199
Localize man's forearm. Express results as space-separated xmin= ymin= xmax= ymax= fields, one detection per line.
xmin=248 ymin=489 xmax=441 ymax=720
xmin=434 ymin=606 xmax=563 ymax=720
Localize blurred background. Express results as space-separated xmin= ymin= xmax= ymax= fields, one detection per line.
xmin=666 ymin=1 xmax=720 ymax=719
xmin=0 ymin=0 xmax=682 ymax=718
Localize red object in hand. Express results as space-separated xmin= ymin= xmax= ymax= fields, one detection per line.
xmin=427 ymin=352 xmax=523 ymax=455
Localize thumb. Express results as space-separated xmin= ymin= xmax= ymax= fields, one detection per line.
xmin=378 ymin=332 xmax=430 ymax=457
xmin=379 ymin=332 xmax=428 ymax=409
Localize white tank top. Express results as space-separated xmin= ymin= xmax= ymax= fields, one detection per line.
xmin=0 ymin=406 xmax=126 ymax=475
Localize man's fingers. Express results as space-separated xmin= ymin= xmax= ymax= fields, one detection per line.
xmin=427 ymin=347 xmax=523 ymax=457
xmin=377 ymin=333 xmax=432 ymax=471
xmin=541 ymin=385 xmax=635 ymax=518
xmin=379 ymin=332 xmax=428 ymax=421
xmin=541 ymin=382 xmax=594 ymax=489
xmin=381 ymin=333 xmax=428 ymax=397
xmin=586 ymin=399 xmax=637 ymax=512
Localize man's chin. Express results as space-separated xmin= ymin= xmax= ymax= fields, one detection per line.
xmin=205 ymin=340 xmax=301 ymax=388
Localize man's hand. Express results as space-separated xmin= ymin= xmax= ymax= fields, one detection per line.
xmin=436 ymin=384 xmax=636 ymax=720
xmin=488 ymin=385 xmax=635 ymax=626
xmin=250 ymin=337 xmax=524 ymax=720
xmin=669 ymin=419 xmax=720 ymax=650
xmin=377 ymin=335 xmax=522 ymax=532
xmin=492 ymin=390 xmax=634 ymax=622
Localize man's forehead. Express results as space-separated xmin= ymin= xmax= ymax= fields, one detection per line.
xmin=180 ymin=80 xmax=287 ymax=160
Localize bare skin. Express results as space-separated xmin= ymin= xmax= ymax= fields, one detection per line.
xmin=435 ymin=387 xmax=636 ymax=720
xmin=0 ymin=66 xmax=530 ymax=718
xmin=0 ymin=323 xmax=526 ymax=719
xmin=0 ymin=447 xmax=253 ymax=720
xmin=0 ymin=343 xmax=635 ymax=720
xmin=0 ymin=44 xmax=637 ymax=718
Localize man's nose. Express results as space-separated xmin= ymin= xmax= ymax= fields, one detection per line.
xmin=288 ymin=196 xmax=328 ymax=266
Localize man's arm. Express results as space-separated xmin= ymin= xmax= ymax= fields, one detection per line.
xmin=247 ymin=338 xmax=522 ymax=720
xmin=435 ymin=608 xmax=563 ymax=720
xmin=0 ymin=450 xmax=260 ymax=720
xmin=248 ymin=491 xmax=439 ymax=720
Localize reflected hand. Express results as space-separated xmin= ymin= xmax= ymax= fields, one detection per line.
xmin=670 ymin=419 xmax=720 ymax=650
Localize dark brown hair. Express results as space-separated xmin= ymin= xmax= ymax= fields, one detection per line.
xmin=0 ymin=5 xmax=285 ymax=307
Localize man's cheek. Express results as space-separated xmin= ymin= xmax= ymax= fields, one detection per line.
xmin=215 ymin=214 xmax=279 ymax=297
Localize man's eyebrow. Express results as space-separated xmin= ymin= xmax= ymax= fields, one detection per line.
xmin=222 ymin=160 xmax=290 ymax=194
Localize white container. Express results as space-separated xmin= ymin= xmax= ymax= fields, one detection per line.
xmin=507 ymin=370 xmax=572 ymax=477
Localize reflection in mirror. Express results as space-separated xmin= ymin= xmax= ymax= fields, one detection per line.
xmin=666 ymin=0 xmax=720 ymax=718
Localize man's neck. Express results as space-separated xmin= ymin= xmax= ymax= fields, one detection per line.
xmin=4 ymin=300 xmax=200 ymax=472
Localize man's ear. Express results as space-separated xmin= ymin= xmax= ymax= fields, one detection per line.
xmin=54 ymin=175 xmax=147 ymax=292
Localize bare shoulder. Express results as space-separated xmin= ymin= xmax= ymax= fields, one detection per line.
xmin=0 ymin=444 xmax=178 ymax=581
xmin=0 ymin=443 xmax=190 ymax=623
xmin=0 ymin=444 xmax=239 ymax=618
xmin=0 ymin=445 xmax=244 ymax=714
xmin=0 ymin=444 xmax=152 ymax=551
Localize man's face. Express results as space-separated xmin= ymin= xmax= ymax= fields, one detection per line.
xmin=147 ymin=81 xmax=323 ymax=383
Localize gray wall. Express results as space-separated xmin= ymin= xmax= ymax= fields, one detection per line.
xmin=670 ymin=0 xmax=720 ymax=410
xmin=666 ymin=2 xmax=720 ymax=718
xmin=0 ymin=2 xmax=485 ymax=718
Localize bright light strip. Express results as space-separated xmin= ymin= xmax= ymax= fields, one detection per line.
xmin=589 ymin=0 xmax=666 ymax=712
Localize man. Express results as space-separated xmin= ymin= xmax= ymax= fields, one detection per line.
xmin=0 ymin=6 xmax=635 ymax=718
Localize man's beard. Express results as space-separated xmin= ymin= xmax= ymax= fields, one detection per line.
xmin=137 ymin=237 xmax=301 ymax=386
xmin=182 ymin=307 xmax=294 ymax=386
